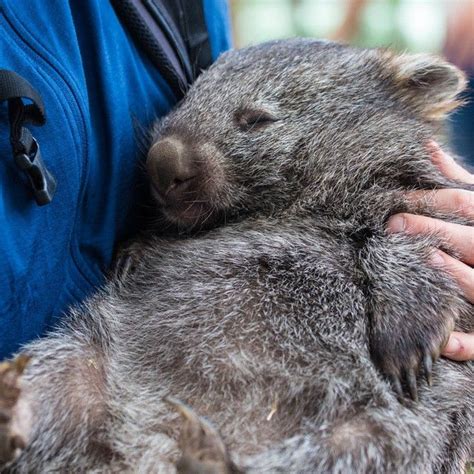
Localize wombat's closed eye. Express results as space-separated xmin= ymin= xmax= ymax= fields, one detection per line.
xmin=234 ymin=107 xmax=280 ymax=132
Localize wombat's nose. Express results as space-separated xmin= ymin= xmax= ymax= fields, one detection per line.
xmin=146 ymin=138 xmax=196 ymax=196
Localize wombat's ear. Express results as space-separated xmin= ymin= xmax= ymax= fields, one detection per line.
xmin=389 ymin=53 xmax=466 ymax=120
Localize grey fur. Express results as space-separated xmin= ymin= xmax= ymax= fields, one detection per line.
xmin=1 ymin=39 xmax=473 ymax=473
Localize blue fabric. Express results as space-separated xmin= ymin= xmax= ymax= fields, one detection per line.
xmin=0 ymin=0 xmax=231 ymax=358
xmin=448 ymin=76 xmax=474 ymax=169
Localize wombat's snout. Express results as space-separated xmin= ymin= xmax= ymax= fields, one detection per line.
xmin=146 ymin=138 xmax=197 ymax=199
xmin=146 ymin=136 xmax=225 ymax=228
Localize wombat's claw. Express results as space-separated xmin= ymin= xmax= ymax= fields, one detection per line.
xmin=386 ymin=348 xmax=437 ymax=402
xmin=111 ymin=254 xmax=134 ymax=283
xmin=0 ymin=355 xmax=31 ymax=465
xmin=389 ymin=374 xmax=403 ymax=400
xmin=405 ymin=369 xmax=418 ymax=402
xmin=111 ymin=241 xmax=146 ymax=283
xmin=165 ymin=397 xmax=239 ymax=474
xmin=423 ymin=354 xmax=433 ymax=387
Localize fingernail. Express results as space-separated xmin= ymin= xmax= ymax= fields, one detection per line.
xmin=430 ymin=251 xmax=445 ymax=266
xmin=443 ymin=336 xmax=462 ymax=355
xmin=430 ymin=145 xmax=452 ymax=165
xmin=426 ymin=140 xmax=440 ymax=153
xmin=386 ymin=215 xmax=406 ymax=233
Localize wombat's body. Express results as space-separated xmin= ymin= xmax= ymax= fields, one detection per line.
xmin=1 ymin=39 xmax=473 ymax=473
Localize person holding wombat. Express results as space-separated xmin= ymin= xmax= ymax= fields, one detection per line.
xmin=0 ymin=38 xmax=472 ymax=472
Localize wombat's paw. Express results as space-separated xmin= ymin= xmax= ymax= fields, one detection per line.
xmin=0 ymin=355 xmax=32 ymax=465
xmin=370 ymin=315 xmax=454 ymax=402
xmin=165 ymin=397 xmax=241 ymax=474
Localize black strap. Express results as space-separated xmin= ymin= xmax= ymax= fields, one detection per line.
xmin=0 ymin=70 xmax=56 ymax=206
xmin=143 ymin=0 xmax=193 ymax=81
xmin=111 ymin=0 xmax=212 ymax=99
xmin=162 ymin=0 xmax=212 ymax=78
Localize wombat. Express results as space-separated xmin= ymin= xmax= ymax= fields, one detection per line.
xmin=0 ymin=39 xmax=473 ymax=473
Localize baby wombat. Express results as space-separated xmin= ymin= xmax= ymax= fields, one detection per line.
xmin=0 ymin=39 xmax=473 ymax=473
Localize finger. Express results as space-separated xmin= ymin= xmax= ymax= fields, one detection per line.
xmin=442 ymin=332 xmax=474 ymax=361
xmin=428 ymin=141 xmax=474 ymax=184
xmin=387 ymin=214 xmax=474 ymax=266
xmin=430 ymin=250 xmax=474 ymax=304
xmin=407 ymin=189 xmax=474 ymax=220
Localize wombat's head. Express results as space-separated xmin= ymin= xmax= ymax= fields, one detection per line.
xmin=147 ymin=39 xmax=465 ymax=230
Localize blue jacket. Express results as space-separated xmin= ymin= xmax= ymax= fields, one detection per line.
xmin=0 ymin=0 xmax=231 ymax=358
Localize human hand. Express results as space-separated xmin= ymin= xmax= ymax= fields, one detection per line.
xmin=387 ymin=143 xmax=474 ymax=362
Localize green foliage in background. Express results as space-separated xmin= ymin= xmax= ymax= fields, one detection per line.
xmin=232 ymin=0 xmax=446 ymax=52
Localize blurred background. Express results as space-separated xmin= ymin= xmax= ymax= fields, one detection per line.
xmin=229 ymin=0 xmax=474 ymax=165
